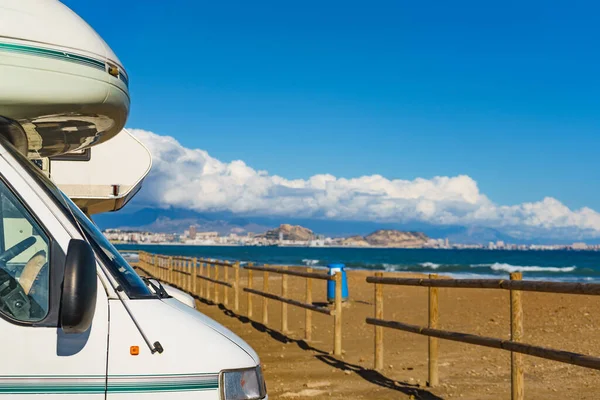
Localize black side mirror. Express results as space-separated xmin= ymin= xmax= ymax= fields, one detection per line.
xmin=60 ymin=239 xmax=97 ymax=334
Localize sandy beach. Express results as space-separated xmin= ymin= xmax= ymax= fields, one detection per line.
xmin=186 ymin=269 xmax=600 ymax=399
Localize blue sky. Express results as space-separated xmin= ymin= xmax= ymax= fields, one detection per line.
xmin=64 ymin=1 xmax=600 ymax=237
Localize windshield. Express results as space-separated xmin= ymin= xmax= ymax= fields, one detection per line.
xmin=2 ymin=139 xmax=154 ymax=299
xmin=61 ymin=194 xmax=154 ymax=298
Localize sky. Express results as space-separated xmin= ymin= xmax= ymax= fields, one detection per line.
xmin=63 ymin=1 xmax=600 ymax=239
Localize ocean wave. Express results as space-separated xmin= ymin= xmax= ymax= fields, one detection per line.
xmin=383 ymin=263 xmax=398 ymax=271
xmin=419 ymin=262 xmax=441 ymax=269
xmin=489 ymin=263 xmax=576 ymax=273
xmin=302 ymin=259 xmax=320 ymax=266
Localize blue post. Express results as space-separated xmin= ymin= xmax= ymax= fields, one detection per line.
xmin=327 ymin=263 xmax=349 ymax=303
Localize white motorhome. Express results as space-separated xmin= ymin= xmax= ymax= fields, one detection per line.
xmin=0 ymin=0 xmax=267 ymax=398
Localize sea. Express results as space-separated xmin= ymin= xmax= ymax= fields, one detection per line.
xmin=115 ymin=244 xmax=600 ymax=282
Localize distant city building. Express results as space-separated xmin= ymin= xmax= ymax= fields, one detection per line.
xmin=572 ymin=242 xmax=588 ymax=250
xmin=189 ymin=225 xmax=197 ymax=240
xmin=196 ymin=231 xmax=219 ymax=239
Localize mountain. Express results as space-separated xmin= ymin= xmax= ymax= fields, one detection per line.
xmin=93 ymin=207 xmax=271 ymax=235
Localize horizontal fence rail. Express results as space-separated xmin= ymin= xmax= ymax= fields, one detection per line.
xmin=197 ymin=273 xmax=233 ymax=288
xmin=366 ymin=276 xmax=600 ymax=295
xmin=244 ymin=288 xmax=333 ymax=315
xmin=244 ymin=264 xmax=334 ymax=281
xmin=135 ymin=251 xmax=344 ymax=356
xmin=366 ymin=318 xmax=600 ymax=370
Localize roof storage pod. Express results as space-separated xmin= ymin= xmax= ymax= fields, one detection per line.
xmin=0 ymin=0 xmax=130 ymax=159
xmin=48 ymin=129 xmax=152 ymax=215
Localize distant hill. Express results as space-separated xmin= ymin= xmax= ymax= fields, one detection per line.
xmin=262 ymin=224 xmax=315 ymax=241
xmin=339 ymin=235 xmax=370 ymax=247
xmin=365 ymin=230 xmax=429 ymax=247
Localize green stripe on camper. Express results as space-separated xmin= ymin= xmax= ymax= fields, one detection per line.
xmin=0 ymin=373 xmax=219 ymax=394
xmin=0 ymin=42 xmax=129 ymax=88
xmin=0 ymin=42 xmax=105 ymax=70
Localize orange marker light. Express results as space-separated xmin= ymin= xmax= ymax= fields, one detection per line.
xmin=108 ymin=66 xmax=119 ymax=77
xmin=130 ymin=346 xmax=139 ymax=356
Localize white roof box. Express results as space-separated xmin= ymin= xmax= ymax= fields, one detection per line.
xmin=0 ymin=0 xmax=129 ymax=159
xmin=49 ymin=129 xmax=151 ymax=215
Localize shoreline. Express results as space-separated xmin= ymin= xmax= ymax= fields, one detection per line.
xmin=121 ymin=255 xmax=600 ymax=283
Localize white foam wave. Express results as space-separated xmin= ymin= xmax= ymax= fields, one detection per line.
xmin=489 ymin=263 xmax=576 ymax=273
xmin=383 ymin=263 xmax=396 ymax=271
xmin=419 ymin=262 xmax=441 ymax=269
xmin=471 ymin=263 xmax=492 ymax=267
xmin=382 ymin=263 xmax=409 ymax=271
xmin=302 ymin=259 xmax=320 ymax=266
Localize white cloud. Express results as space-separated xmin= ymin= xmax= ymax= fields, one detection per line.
xmin=130 ymin=129 xmax=600 ymax=239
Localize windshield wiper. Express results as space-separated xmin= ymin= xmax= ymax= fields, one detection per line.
xmin=142 ymin=277 xmax=170 ymax=298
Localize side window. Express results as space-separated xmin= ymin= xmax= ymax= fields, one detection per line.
xmin=0 ymin=183 xmax=50 ymax=322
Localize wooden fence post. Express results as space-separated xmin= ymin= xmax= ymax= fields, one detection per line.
xmin=224 ymin=264 xmax=229 ymax=307
xmin=334 ymin=271 xmax=342 ymax=356
xmin=374 ymin=272 xmax=384 ymax=370
xmin=192 ymin=258 xmax=198 ymax=296
xmin=234 ymin=262 xmax=240 ymax=312
xmin=176 ymin=258 xmax=181 ymax=288
xmin=428 ymin=273 xmax=439 ymax=387
xmin=153 ymin=255 xmax=158 ymax=279
xmin=168 ymin=256 xmax=173 ymax=284
xmin=207 ymin=262 xmax=213 ymax=302
xmin=161 ymin=256 xmax=164 ymax=281
xmin=305 ymin=267 xmax=313 ymax=341
xmin=262 ymin=269 xmax=269 ymax=326
xmin=511 ymin=272 xmax=524 ymax=400
xmin=214 ymin=263 xmax=220 ymax=304
xmin=199 ymin=261 xmax=205 ymax=298
xmin=247 ymin=266 xmax=254 ymax=318
xmin=282 ymin=266 xmax=288 ymax=333
xmin=173 ymin=258 xmax=177 ymax=286
xmin=187 ymin=258 xmax=192 ymax=292
xmin=180 ymin=259 xmax=185 ymax=289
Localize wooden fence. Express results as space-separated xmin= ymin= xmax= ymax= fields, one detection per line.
xmin=137 ymin=251 xmax=343 ymax=355
xmin=243 ymin=264 xmax=343 ymax=356
xmin=366 ymin=272 xmax=600 ymax=400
